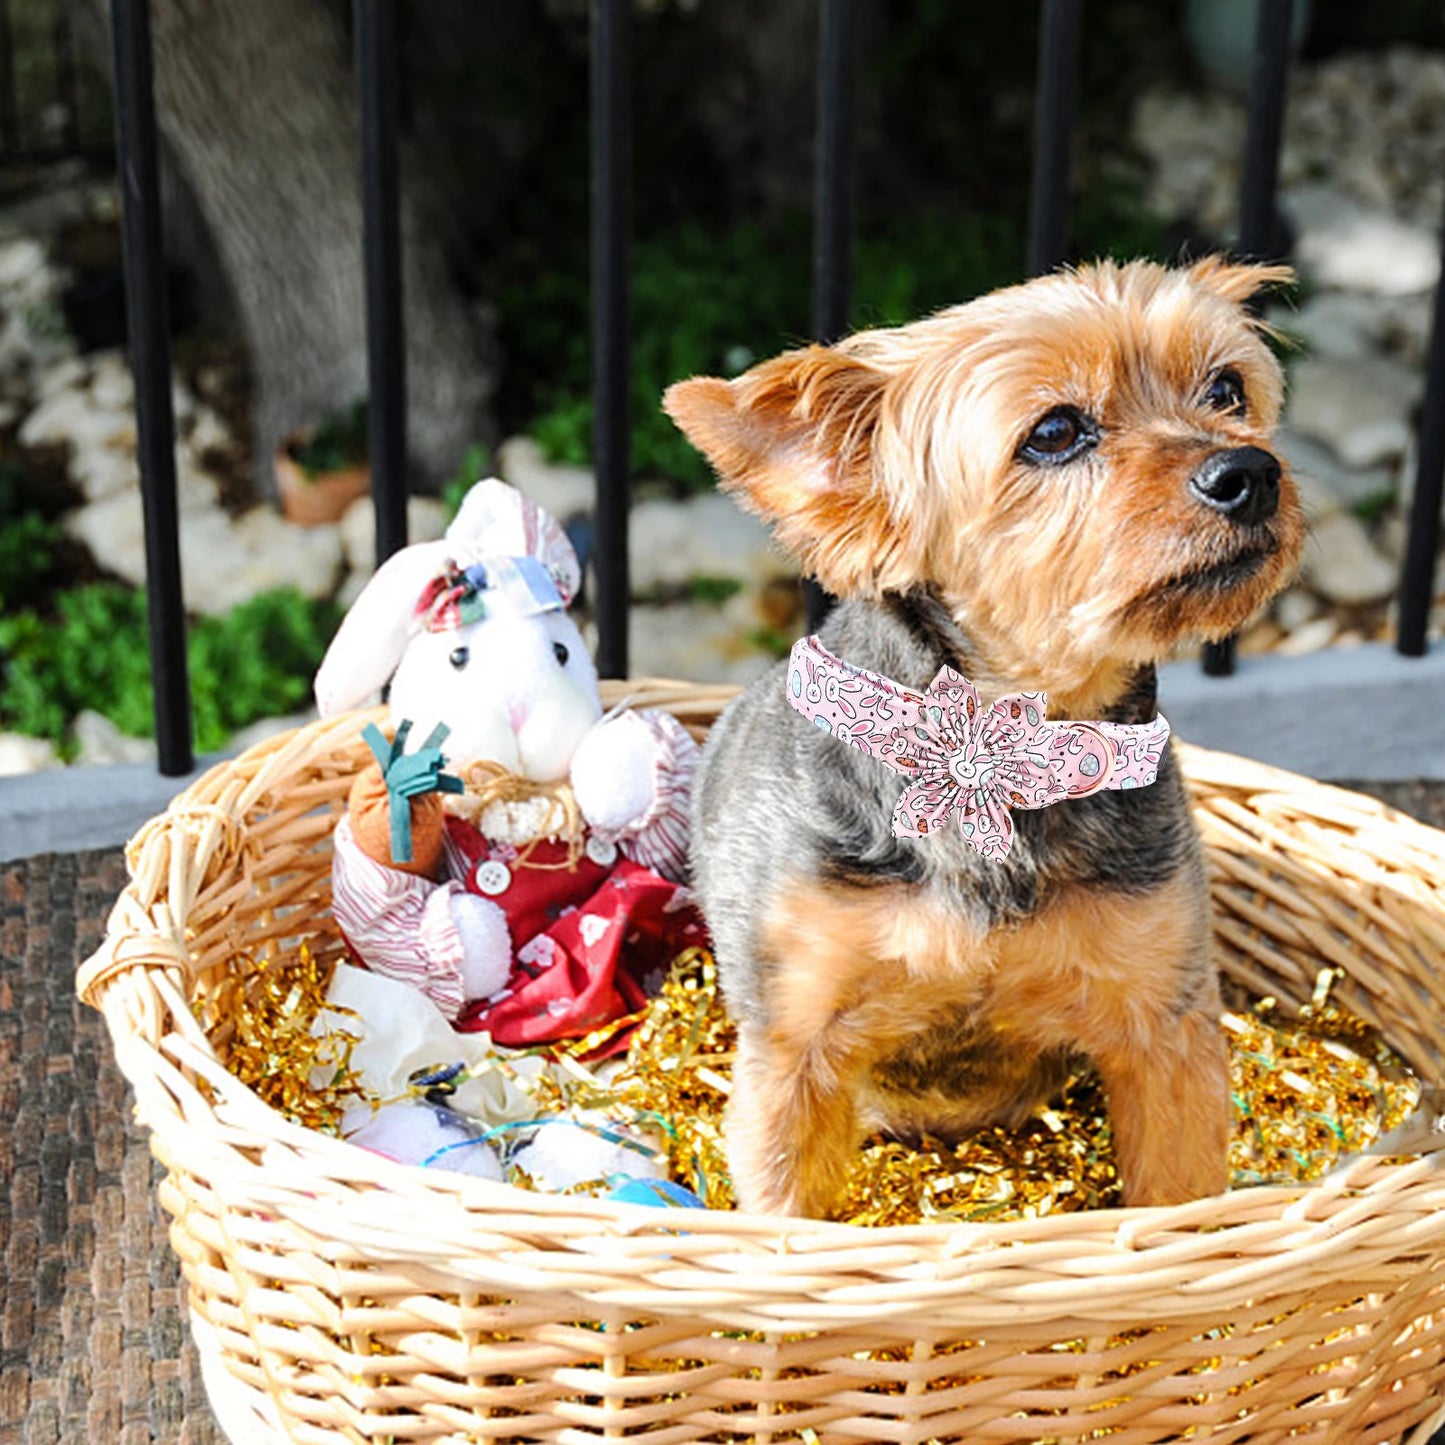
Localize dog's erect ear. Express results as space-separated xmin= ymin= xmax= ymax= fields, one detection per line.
xmin=1186 ymin=255 xmax=1295 ymax=307
xmin=665 ymin=346 xmax=906 ymax=594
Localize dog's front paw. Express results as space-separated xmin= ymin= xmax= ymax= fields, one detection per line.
xmin=725 ymin=1039 xmax=859 ymax=1219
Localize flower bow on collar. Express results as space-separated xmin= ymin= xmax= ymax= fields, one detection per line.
xmin=787 ymin=635 xmax=1170 ymax=860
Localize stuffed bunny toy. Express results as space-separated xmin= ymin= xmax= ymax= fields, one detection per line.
xmin=315 ymin=479 xmax=704 ymax=1047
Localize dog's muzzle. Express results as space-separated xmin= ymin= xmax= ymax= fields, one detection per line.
xmin=1189 ymin=446 xmax=1281 ymax=527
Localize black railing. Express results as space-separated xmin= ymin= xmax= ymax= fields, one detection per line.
xmin=72 ymin=0 xmax=1445 ymax=773
xmin=1202 ymin=0 xmax=1295 ymax=676
xmin=355 ymin=0 xmax=408 ymax=574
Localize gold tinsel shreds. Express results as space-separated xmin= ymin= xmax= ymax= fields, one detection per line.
xmin=601 ymin=954 xmax=1422 ymax=1225
xmin=214 ymin=944 xmax=1421 ymax=1225
xmin=199 ymin=944 xmax=367 ymax=1134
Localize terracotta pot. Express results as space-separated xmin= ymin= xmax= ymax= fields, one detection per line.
xmin=275 ymin=436 xmax=372 ymax=527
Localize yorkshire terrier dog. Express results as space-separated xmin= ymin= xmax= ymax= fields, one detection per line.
xmin=664 ymin=258 xmax=1305 ymax=1218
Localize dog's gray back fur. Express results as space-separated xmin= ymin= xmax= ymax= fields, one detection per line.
xmin=691 ymin=590 xmax=1204 ymax=1027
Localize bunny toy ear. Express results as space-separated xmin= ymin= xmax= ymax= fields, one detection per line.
xmin=445 ymin=478 xmax=582 ymax=606
xmin=314 ymin=538 xmax=451 ymax=716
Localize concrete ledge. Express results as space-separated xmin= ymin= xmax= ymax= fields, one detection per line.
xmin=1160 ymin=640 xmax=1445 ymax=780
xmin=1 ymin=642 xmax=1442 ymax=861
xmin=0 ymin=757 xmax=214 ymax=863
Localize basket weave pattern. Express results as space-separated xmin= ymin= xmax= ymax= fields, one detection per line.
xmin=78 ymin=684 xmax=1445 ymax=1445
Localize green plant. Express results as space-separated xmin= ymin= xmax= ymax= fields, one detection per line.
xmin=687 ymin=575 xmax=744 ymax=605
xmin=289 ymin=400 xmax=369 ymax=479
xmin=0 ymin=583 xmax=340 ymax=758
xmin=506 ymin=191 xmax=1169 ymax=491
xmin=1352 ymin=486 xmax=1398 ymax=526
xmin=0 ymin=470 xmax=63 ymax=610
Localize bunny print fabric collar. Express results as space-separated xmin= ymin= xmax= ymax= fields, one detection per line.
xmin=786 ymin=635 xmax=1170 ymax=860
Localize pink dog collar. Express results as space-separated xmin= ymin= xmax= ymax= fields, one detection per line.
xmin=787 ymin=635 xmax=1170 ymax=860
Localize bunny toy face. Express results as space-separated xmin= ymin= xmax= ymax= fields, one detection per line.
xmin=314 ymin=479 xmax=601 ymax=782
xmin=388 ymin=608 xmax=601 ymax=781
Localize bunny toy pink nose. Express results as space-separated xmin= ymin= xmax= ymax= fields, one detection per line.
xmin=508 ymin=701 xmax=528 ymax=732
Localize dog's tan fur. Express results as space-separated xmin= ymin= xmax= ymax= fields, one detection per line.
xmin=666 ymin=258 xmax=1303 ymax=1217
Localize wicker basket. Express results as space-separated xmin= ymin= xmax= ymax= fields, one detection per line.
xmin=78 ymin=683 xmax=1445 ymax=1445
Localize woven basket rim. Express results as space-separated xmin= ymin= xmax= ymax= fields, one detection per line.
xmin=77 ymin=691 xmax=1445 ymax=1331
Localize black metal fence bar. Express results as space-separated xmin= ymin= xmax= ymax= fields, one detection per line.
xmin=0 ymin=0 xmax=18 ymax=154
xmin=53 ymin=9 xmax=80 ymax=152
xmin=591 ymin=0 xmax=632 ymax=680
xmin=1236 ymin=0 xmax=1293 ymax=264
xmin=110 ymin=0 xmax=192 ymax=776
xmin=1203 ymin=0 xmax=1293 ymax=678
xmin=1397 ymin=202 xmax=1445 ymax=656
xmin=355 ymin=0 xmax=408 ymax=565
xmin=805 ymin=0 xmax=859 ymax=633
xmin=1026 ymin=0 xmax=1081 ymax=278
xmin=812 ymin=0 xmax=857 ymax=347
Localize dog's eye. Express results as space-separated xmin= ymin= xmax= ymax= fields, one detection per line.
xmin=1019 ymin=407 xmax=1095 ymax=464
xmin=449 ymin=646 xmax=469 ymax=670
xmin=553 ymin=641 xmax=569 ymax=666
xmin=1203 ymin=369 xmax=1246 ymax=415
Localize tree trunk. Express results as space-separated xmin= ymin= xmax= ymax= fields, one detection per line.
xmin=142 ymin=0 xmax=491 ymax=494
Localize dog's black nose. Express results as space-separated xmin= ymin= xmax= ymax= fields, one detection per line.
xmin=1189 ymin=446 xmax=1281 ymax=526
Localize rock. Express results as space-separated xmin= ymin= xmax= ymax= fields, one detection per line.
xmin=498 ymin=436 xmax=595 ymax=521
xmin=187 ymin=405 xmax=234 ymax=459
xmin=339 ymin=494 xmax=448 ymax=574
xmin=1273 ymin=292 xmax=1381 ymax=363
xmin=19 ymin=382 xmax=133 ymax=454
xmin=69 ymin=444 xmax=138 ymax=503
xmin=334 ymin=567 xmax=369 ymax=613
xmin=36 ymin=355 xmax=86 ymax=399
xmin=1274 ymin=588 xmax=1321 ymax=632
xmin=226 ymin=709 xmax=316 ymax=756
xmin=629 ymin=599 xmax=783 ymax=686
xmin=1237 ymin=621 xmax=1285 ymax=657
xmin=629 ymin=493 xmax=792 ymax=595
xmin=73 ymin=710 xmax=156 ymax=767
xmin=1301 ymin=510 xmax=1398 ymax=606
xmin=0 ymin=733 xmax=61 ymax=776
xmin=1274 ymin=429 xmax=1396 ymax=515
xmin=1285 ymin=358 xmax=1422 ymax=470
xmin=1375 ymin=511 xmax=1409 ymax=564
xmin=0 ymin=236 xmax=50 ymax=293
xmin=88 ymin=349 xmax=134 ymax=411
xmin=181 ymin=507 xmax=344 ymax=616
xmin=66 ymin=496 xmax=342 ymax=615
xmin=62 ymin=442 xmax=222 ymax=510
xmin=1129 ymin=90 xmax=1243 ymax=235
xmin=1273 ymin=616 xmax=1339 ymax=657
xmin=1285 ymin=184 xmax=1440 ymax=297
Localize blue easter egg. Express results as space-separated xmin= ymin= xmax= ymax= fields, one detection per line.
xmin=609 ymin=1177 xmax=707 ymax=1209
xmin=790 ymin=670 xmax=803 ymax=697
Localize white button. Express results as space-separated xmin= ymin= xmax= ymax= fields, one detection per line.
xmin=473 ymin=860 xmax=512 ymax=896
xmin=585 ymin=835 xmax=618 ymax=867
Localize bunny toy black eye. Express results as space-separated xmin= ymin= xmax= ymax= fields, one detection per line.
xmin=449 ymin=646 xmax=469 ymax=670
xmin=553 ymin=642 xmax=570 ymax=666
xmin=1202 ymin=369 xmax=1246 ymax=416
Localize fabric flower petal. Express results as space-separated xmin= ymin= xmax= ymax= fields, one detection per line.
xmin=892 ymin=779 xmax=958 ymax=838
xmin=962 ymin=786 xmax=1016 ymax=860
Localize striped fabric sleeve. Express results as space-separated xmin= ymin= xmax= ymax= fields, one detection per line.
xmin=330 ymin=814 xmax=469 ymax=1019
xmin=614 ymin=709 xmax=699 ymax=884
